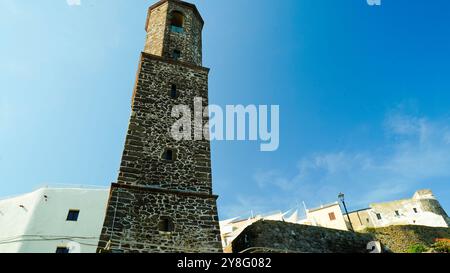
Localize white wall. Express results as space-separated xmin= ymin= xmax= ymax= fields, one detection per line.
xmin=306 ymin=203 xmax=348 ymax=231
xmin=370 ymin=198 xmax=448 ymax=228
xmin=0 ymin=187 xmax=109 ymax=253
xmin=0 ymin=190 xmax=39 ymax=253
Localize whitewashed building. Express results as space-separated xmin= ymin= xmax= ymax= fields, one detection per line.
xmin=346 ymin=190 xmax=450 ymax=231
xmin=304 ymin=202 xmax=349 ymax=231
xmin=220 ymin=189 xmax=449 ymax=250
xmin=0 ymin=186 xmax=109 ymax=253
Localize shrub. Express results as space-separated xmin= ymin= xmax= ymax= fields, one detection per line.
xmin=407 ymin=244 xmax=428 ymax=253
xmin=364 ymin=227 xmax=377 ymax=234
xmin=431 ymin=240 xmax=450 ymax=253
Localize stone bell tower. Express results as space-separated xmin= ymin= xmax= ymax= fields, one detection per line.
xmin=97 ymin=0 xmax=222 ymax=253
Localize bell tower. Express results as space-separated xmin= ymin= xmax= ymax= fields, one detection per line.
xmin=97 ymin=0 xmax=222 ymax=253
xmin=144 ymin=0 xmax=203 ymax=66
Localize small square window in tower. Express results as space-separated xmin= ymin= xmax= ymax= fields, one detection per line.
xmin=172 ymin=50 xmax=181 ymax=61
xmin=413 ymin=208 xmax=418 ymax=213
xmin=158 ymin=217 xmax=174 ymax=233
xmin=66 ymin=210 xmax=80 ymax=221
xmin=395 ymin=210 xmax=400 ymax=217
xmin=163 ymin=149 xmax=175 ymax=161
xmin=170 ymin=11 xmax=184 ymax=33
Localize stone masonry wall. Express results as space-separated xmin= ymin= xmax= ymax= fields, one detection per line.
xmin=232 ymin=220 xmax=375 ymax=253
xmin=231 ymin=220 xmax=450 ymax=253
xmin=164 ymin=1 xmax=203 ymax=66
xmin=144 ymin=1 xmax=168 ymax=57
xmin=98 ymin=184 xmax=222 ymax=253
xmin=98 ymin=0 xmax=222 ymax=253
xmin=421 ymin=199 xmax=449 ymax=219
xmin=363 ymin=225 xmax=450 ymax=253
xmin=144 ymin=0 xmax=203 ymax=66
xmin=120 ymin=53 xmax=212 ymax=194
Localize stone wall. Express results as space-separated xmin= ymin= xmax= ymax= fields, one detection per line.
xmin=362 ymin=225 xmax=450 ymax=253
xmin=164 ymin=2 xmax=203 ymax=66
xmin=145 ymin=0 xmax=203 ymax=66
xmin=231 ymin=220 xmax=450 ymax=253
xmin=98 ymin=184 xmax=222 ymax=253
xmin=232 ymin=220 xmax=375 ymax=253
xmin=98 ymin=53 xmax=221 ymax=253
xmin=420 ymin=199 xmax=449 ymax=220
xmin=144 ymin=1 xmax=168 ymax=57
xmin=120 ymin=53 xmax=212 ymax=194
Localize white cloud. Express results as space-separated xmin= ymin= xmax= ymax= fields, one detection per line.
xmin=385 ymin=113 xmax=424 ymax=136
xmin=67 ymin=0 xmax=81 ymax=6
xmin=252 ymin=111 xmax=450 ymax=211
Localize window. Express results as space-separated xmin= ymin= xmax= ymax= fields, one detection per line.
xmin=56 ymin=247 xmax=70 ymax=254
xmin=163 ymin=149 xmax=175 ymax=161
xmin=158 ymin=217 xmax=174 ymax=233
xmin=170 ymin=11 xmax=184 ymax=33
xmin=413 ymin=208 xmax=418 ymax=213
xmin=395 ymin=210 xmax=400 ymax=217
xmin=376 ymin=213 xmax=382 ymax=220
xmin=328 ymin=212 xmax=336 ymax=221
xmin=173 ymin=50 xmax=181 ymax=61
xmin=170 ymin=84 xmax=178 ymax=99
xmin=366 ymin=218 xmax=370 ymax=223
xmin=66 ymin=210 xmax=80 ymax=221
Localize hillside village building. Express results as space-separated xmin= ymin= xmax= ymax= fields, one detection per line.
xmin=0 ymin=187 xmax=447 ymax=253
xmin=345 ymin=189 xmax=450 ymax=231
xmin=0 ymin=187 xmax=108 ymax=253
xmin=304 ymin=202 xmax=349 ymax=231
xmin=220 ymin=189 xmax=449 ymax=251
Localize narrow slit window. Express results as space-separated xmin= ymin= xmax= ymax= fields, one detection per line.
xmin=170 ymin=84 xmax=178 ymax=98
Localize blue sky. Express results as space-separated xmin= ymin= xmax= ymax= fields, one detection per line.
xmin=1 ymin=0 xmax=449 ymax=219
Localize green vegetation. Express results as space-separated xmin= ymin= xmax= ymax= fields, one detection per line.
xmin=363 ymin=227 xmax=377 ymax=234
xmin=407 ymin=244 xmax=428 ymax=253
xmin=431 ymin=240 xmax=450 ymax=253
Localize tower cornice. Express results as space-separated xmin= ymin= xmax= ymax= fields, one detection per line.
xmin=141 ymin=52 xmax=210 ymax=72
xmin=111 ymin=183 xmax=219 ymax=200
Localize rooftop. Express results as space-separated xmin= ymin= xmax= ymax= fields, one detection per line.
xmin=306 ymin=202 xmax=340 ymax=213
